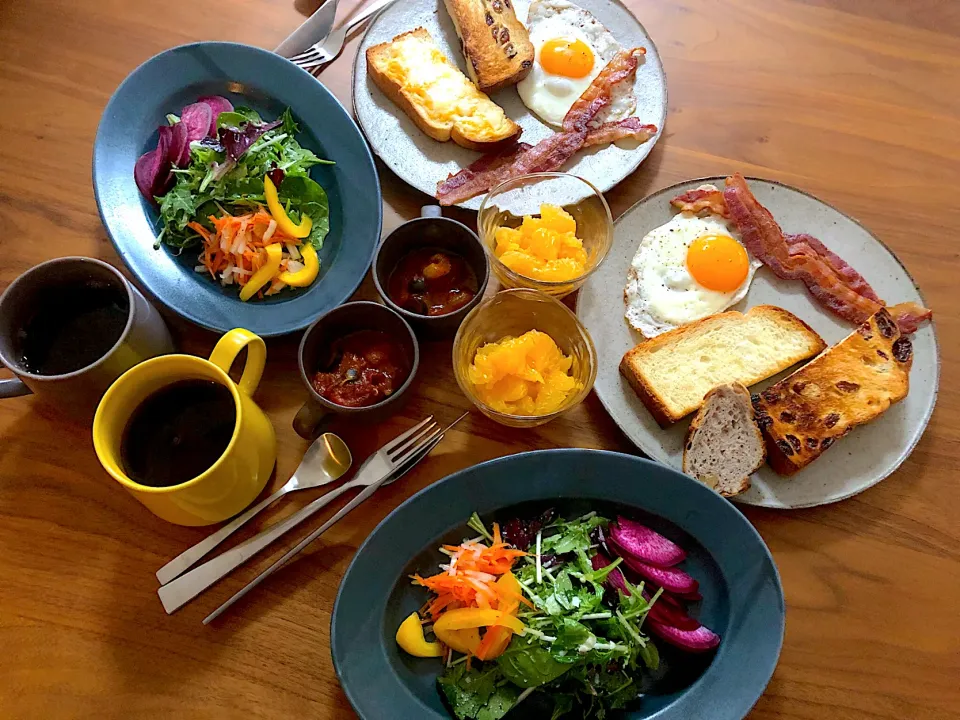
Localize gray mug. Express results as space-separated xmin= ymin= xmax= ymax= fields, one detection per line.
xmin=0 ymin=257 xmax=175 ymax=419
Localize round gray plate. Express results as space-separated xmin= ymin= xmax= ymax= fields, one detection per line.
xmin=353 ymin=0 xmax=666 ymax=210
xmin=576 ymin=177 xmax=940 ymax=509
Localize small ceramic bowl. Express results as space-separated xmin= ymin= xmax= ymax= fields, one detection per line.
xmin=294 ymin=301 xmax=419 ymax=439
xmin=477 ymin=173 xmax=613 ymax=298
xmin=373 ymin=206 xmax=490 ymax=338
xmin=452 ymin=288 xmax=597 ymax=428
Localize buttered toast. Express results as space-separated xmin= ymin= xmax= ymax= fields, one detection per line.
xmin=442 ymin=0 xmax=535 ymax=93
xmin=620 ymin=305 xmax=826 ymax=426
xmin=365 ymin=28 xmax=522 ymax=151
xmin=752 ymin=308 xmax=913 ymax=476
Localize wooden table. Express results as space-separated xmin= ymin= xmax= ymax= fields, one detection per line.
xmin=1 ymin=0 xmax=958 ymax=717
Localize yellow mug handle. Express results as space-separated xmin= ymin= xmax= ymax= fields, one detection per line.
xmin=208 ymin=328 xmax=266 ymax=396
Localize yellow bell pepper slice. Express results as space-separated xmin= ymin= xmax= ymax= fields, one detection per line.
xmin=395 ymin=613 xmax=444 ymax=658
xmin=279 ymin=243 xmax=319 ymax=287
xmin=264 ymin=174 xmax=312 ymax=239
xmin=239 ymin=243 xmax=283 ymax=302
xmin=433 ymin=608 xmax=524 ymax=635
xmin=434 ymin=626 xmax=481 ymax=655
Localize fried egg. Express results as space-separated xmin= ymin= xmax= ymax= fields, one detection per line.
xmin=517 ymin=0 xmax=637 ymax=128
xmin=624 ymin=199 xmax=761 ymax=337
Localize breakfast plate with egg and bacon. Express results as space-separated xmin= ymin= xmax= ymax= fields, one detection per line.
xmin=578 ymin=175 xmax=938 ymax=509
xmin=353 ymin=0 xmax=666 ymax=209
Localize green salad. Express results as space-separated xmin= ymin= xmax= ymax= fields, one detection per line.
xmin=397 ymin=510 xmax=720 ymax=719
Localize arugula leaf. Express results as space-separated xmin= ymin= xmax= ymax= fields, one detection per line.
xmin=551 ymin=693 xmax=576 ymax=720
xmin=279 ymin=175 xmax=330 ymax=249
xmin=551 ymin=618 xmax=592 ymax=657
xmin=497 ymin=635 xmax=571 ymax=688
xmin=438 ymin=665 xmax=518 ymax=720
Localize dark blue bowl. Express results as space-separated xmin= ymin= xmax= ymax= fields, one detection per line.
xmin=93 ymin=42 xmax=381 ymax=336
xmin=332 ymin=449 xmax=784 ymax=719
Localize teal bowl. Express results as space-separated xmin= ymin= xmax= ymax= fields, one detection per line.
xmin=331 ymin=449 xmax=784 ymax=719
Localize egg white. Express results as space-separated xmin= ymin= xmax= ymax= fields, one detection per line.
xmin=517 ymin=0 xmax=635 ymax=128
xmin=624 ymin=213 xmax=761 ymax=337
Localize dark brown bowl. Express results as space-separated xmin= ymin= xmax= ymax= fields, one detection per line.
xmin=294 ymin=301 xmax=419 ymax=439
xmin=372 ymin=206 xmax=490 ymax=338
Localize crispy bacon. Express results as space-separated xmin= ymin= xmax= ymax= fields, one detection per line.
xmin=723 ymin=173 xmax=885 ymax=325
xmin=670 ymin=187 xmax=728 ymax=217
xmin=437 ymin=49 xmax=648 ymax=206
xmin=583 ymin=118 xmax=658 ymax=148
xmin=563 ymin=49 xmax=645 ymax=133
xmin=887 ymin=301 xmax=933 ymax=334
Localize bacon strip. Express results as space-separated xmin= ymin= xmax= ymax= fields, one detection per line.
xmin=670 ymin=187 xmax=728 ymax=217
xmin=583 ymin=118 xmax=658 ymax=148
xmin=723 ymin=173 xmax=885 ymax=325
xmin=437 ymin=49 xmax=647 ymax=206
xmin=887 ymin=301 xmax=933 ymax=334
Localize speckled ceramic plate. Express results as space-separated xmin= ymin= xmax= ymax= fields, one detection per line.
xmin=332 ymin=450 xmax=784 ymax=719
xmin=576 ymin=177 xmax=939 ymax=509
xmin=352 ymin=0 xmax=666 ymax=210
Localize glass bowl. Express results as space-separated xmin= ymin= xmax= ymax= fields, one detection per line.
xmin=453 ymin=288 xmax=597 ymax=427
xmin=477 ymin=173 xmax=614 ymax=298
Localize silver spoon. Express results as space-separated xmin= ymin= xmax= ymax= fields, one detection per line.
xmin=155 ymin=433 xmax=352 ymax=586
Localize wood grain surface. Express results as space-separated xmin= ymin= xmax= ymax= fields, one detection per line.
xmin=1 ymin=0 xmax=958 ymax=718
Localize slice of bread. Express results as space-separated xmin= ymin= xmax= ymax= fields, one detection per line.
xmin=752 ymin=308 xmax=913 ymax=476
xmin=365 ymin=28 xmax=522 ymax=151
xmin=620 ymin=305 xmax=826 ymax=426
xmin=442 ymin=0 xmax=535 ymax=93
xmin=683 ymin=383 xmax=765 ymax=497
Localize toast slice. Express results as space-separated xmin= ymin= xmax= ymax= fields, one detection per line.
xmin=620 ymin=305 xmax=825 ymax=426
xmin=683 ymin=383 xmax=765 ymax=497
xmin=365 ymin=28 xmax=521 ymax=151
xmin=442 ymin=0 xmax=535 ymax=93
xmin=752 ymin=308 xmax=913 ymax=476
xmin=620 ymin=305 xmax=826 ymax=427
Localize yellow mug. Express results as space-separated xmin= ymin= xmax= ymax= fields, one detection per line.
xmin=93 ymin=328 xmax=277 ymax=526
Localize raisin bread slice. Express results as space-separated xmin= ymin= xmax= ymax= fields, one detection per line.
xmin=752 ymin=308 xmax=913 ymax=476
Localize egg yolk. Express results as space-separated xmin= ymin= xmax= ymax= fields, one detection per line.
xmin=467 ymin=330 xmax=579 ymax=416
xmin=686 ymin=234 xmax=750 ymax=292
xmin=494 ymin=204 xmax=589 ymax=282
xmin=539 ymin=38 xmax=595 ymax=78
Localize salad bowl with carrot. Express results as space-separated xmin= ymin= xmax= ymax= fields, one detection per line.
xmin=331 ymin=450 xmax=785 ymax=720
xmin=93 ymin=42 xmax=382 ymax=335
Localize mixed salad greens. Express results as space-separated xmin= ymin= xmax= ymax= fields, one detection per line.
xmin=134 ymin=96 xmax=333 ymax=299
xmin=396 ymin=510 xmax=720 ymax=719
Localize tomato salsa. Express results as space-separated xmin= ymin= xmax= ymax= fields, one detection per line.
xmin=387 ymin=247 xmax=478 ymax=316
xmin=311 ymin=330 xmax=410 ymax=408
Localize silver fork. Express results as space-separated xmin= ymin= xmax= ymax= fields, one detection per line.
xmin=202 ymin=412 xmax=467 ymax=623
xmin=157 ymin=415 xmax=458 ymax=614
xmin=288 ymin=0 xmax=398 ymax=71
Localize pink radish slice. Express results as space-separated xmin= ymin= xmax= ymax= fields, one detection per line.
xmin=151 ymin=125 xmax=175 ymax=196
xmin=609 ymin=517 xmax=686 ymax=568
xmin=180 ymin=102 xmax=213 ymax=143
xmin=169 ymin=120 xmax=190 ymax=168
xmin=647 ymin=620 xmax=720 ymax=653
xmin=656 ymin=592 xmax=686 ymax=611
xmin=676 ymin=591 xmax=703 ymax=602
xmin=591 ymin=552 xmax=629 ymax=595
xmin=134 ymin=147 xmax=164 ymax=202
xmin=646 ymin=595 xmax=701 ymax=630
xmin=198 ymin=95 xmax=234 ymax=136
xmin=611 ymin=542 xmax=699 ymax=595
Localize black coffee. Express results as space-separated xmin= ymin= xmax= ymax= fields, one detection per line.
xmin=121 ymin=379 xmax=236 ymax=488
xmin=17 ymin=283 xmax=129 ymax=375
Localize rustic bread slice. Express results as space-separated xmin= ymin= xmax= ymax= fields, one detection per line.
xmin=752 ymin=308 xmax=913 ymax=476
xmin=683 ymin=383 xmax=765 ymax=497
xmin=365 ymin=28 xmax=521 ymax=150
xmin=442 ymin=0 xmax=534 ymax=93
xmin=620 ymin=306 xmax=826 ymax=426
